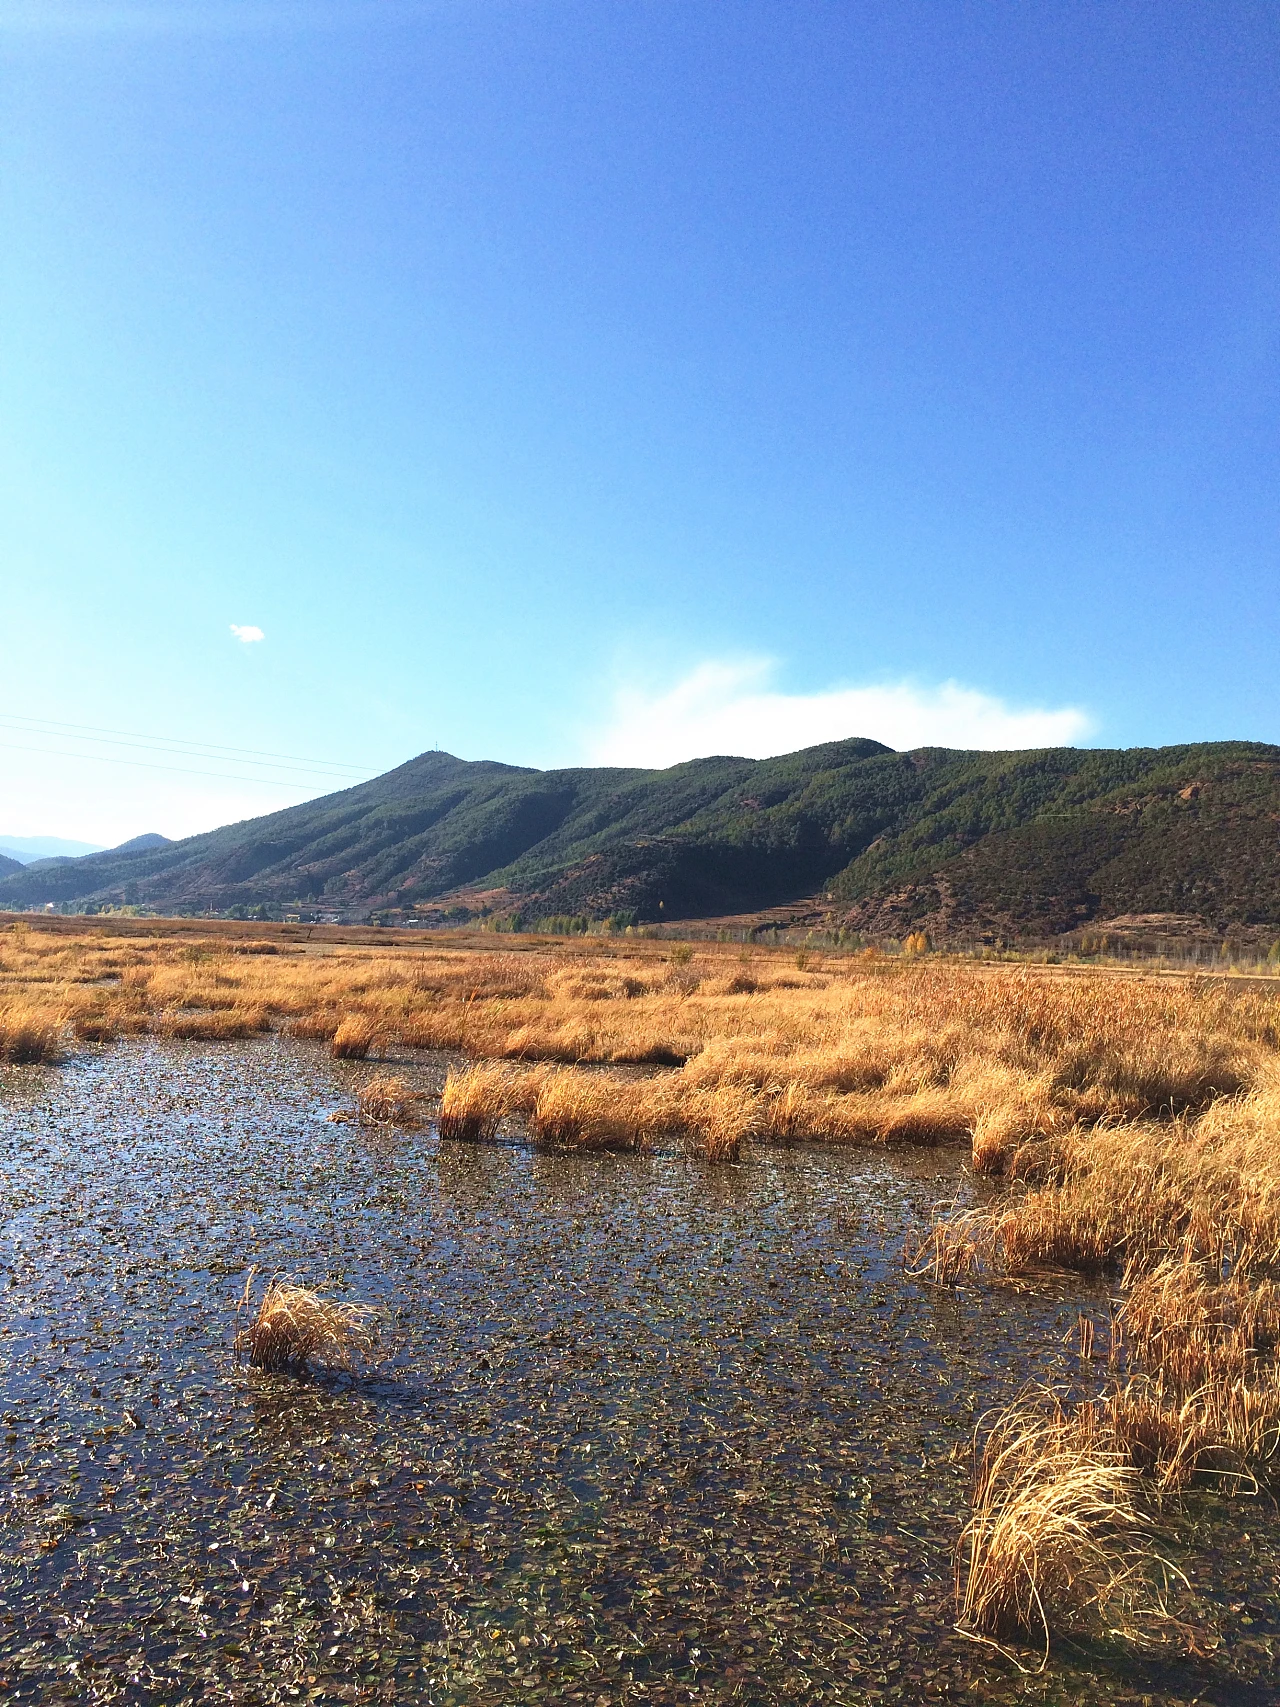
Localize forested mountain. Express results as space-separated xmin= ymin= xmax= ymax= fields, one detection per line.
xmin=3 ymin=739 xmax=1279 ymax=940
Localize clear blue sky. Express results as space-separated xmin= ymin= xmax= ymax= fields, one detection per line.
xmin=2 ymin=0 xmax=1278 ymax=842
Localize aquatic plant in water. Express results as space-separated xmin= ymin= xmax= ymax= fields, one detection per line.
xmin=235 ymin=1268 xmax=378 ymax=1374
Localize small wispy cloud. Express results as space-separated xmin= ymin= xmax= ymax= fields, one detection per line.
xmin=584 ymin=659 xmax=1094 ymax=769
xmin=230 ymin=623 xmax=265 ymax=644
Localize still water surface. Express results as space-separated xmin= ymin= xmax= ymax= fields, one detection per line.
xmin=0 ymin=1038 xmax=1276 ymax=1704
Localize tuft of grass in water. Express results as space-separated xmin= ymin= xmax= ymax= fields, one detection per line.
xmin=679 ymin=1084 xmax=759 ymax=1162
xmin=288 ymin=1009 xmax=342 ymax=1042
xmin=71 ymin=1009 xmax=122 ymax=1043
xmin=957 ymin=1393 xmax=1170 ymax=1667
xmin=917 ymin=1097 xmax=1280 ymax=1501
xmin=437 ymin=1062 xmax=516 ymax=1141
xmin=328 ymin=1075 xmax=425 ymax=1126
xmin=234 ymin=1269 xmax=378 ymax=1374
xmin=528 ymin=1069 xmax=662 ymax=1153
xmin=355 ymin=1075 xmax=424 ymax=1126
xmin=330 ymin=1014 xmax=384 ymax=1059
xmin=905 ymin=1206 xmax=991 ymax=1286
xmin=0 ymin=1003 xmax=63 ymax=1064
xmin=521 ymin=1069 xmax=757 ymax=1161
xmin=1122 ymin=1255 xmax=1280 ymax=1391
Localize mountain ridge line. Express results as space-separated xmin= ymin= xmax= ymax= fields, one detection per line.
xmin=3 ymin=736 xmax=1278 ymax=941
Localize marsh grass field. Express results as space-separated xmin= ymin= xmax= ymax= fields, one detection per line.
xmin=1 ymin=917 xmax=1279 ymax=1703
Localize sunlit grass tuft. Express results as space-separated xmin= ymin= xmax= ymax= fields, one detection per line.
xmin=234 ymin=1269 xmax=378 ymax=1375
xmin=528 ymin=1070 xmax=665 ymax=1153
xmin=0 ymin=1002 xmax=63 ymax=1064
xmin=156 ymin=1007 xmax=270 ymax=1040
xmin=957 ymin=1393 xmax=1170 ymax=1665
xmin=437 ymin=1062 xmax=515 ymax=1142
xmin=355 ymin=1075 xmax=424 ymax=1126
xmin=331 ymin=1014 xmax=384 ymax=1059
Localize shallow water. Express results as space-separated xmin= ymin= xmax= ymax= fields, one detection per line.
xmin=0 ymin=1038 xmax=1276 ymax=1705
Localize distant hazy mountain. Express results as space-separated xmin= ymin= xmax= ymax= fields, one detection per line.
xmin=0 ymin=832 xmax=170 ymax=868
xmin=2 ymin=740 xmax=1280 ymax=941
xmin=0 ymin=835 xmax=105 ymax=864
xmin=0 ymin=851 xmax=22 ymax=878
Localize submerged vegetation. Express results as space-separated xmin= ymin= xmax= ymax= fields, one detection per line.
xmin=4 ymin=915 xmax=1280 ymax=1677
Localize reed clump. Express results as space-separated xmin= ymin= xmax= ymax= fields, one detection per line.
xmin=330 ymin=1014 xmax=385 ymax=1059
xmin=437 ymin=1062 xmax=517 ymax=1142
xmin=957 ymin=1393 xmax=1169 ymax=1664
xmin=435 ymin=1065 xmax=761 ymax=1161
xmin=156 ymin=1006 xmax=270 ymax=1040
xmin=71 ymin=1010 xmax=122 ymax=1044
xmin=526 ymin=1069 xmax=759 ymax=1159
xmin=915 ymin=1069 xmax=1280 ymax=1506
xmin=354 ymin=1075 xmax=425 ymax=1126
xmin=0 ymin=1002 xmax=64 ymax=1064
xmin=528 ymin=1070 xmax=671 ymax=1154
xmin=235 ymin=1270 xmax=378 ymax=1374
xmin=1123 ymin=1257 xmax=1280 ymax=1390
xmin=679 ymin=1083 xmax=759 ymax=1161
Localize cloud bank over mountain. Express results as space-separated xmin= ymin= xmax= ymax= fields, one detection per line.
xmin=585 ymin=661 xmax=1094 ymax=770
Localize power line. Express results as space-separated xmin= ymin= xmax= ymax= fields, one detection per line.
xmin=0 ymin=725 xmax=367 ymax=781
xmin=0 ymin=712 xmax=375 ymax=778
xmin=0 ymin=736 xmax=360 ymax=791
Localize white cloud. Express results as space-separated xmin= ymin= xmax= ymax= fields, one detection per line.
xmin=584 ymin=659 xmax=1094 ymax=769
xmin=230 ymin=624 xmax=265 ymax=644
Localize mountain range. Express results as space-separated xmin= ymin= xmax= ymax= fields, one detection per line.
xmin=0 ymin=834 xmax=106 ymax=864
xmin=3 ymin=739 xmax=1279 ymax=941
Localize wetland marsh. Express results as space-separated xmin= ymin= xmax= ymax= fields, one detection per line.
xmin=1 ymin=924 xmax=1278 ymax=1702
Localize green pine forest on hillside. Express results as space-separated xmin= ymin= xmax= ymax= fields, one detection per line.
xmin=4 ymin=739 xmax=1280 ymax=941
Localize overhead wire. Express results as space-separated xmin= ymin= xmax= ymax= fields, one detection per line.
xmin=0 ymin=712 xmax=375 ymax=779
xmin=0 ymin=737 xmax=368 ymax=791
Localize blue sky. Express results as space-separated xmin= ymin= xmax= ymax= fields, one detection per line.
xmin=2 ymin=0 xmax=1278 ymax=842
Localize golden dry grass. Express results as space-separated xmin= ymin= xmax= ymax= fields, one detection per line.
xmin=8 ymin=917 xmax=1280 ymax=1651
xmin=330 ymin=1014 xmax=384 ymax=1059
xmin=6 ymin=917 xmax=1279 ymax=1177
xmin=6 ymin=916 xmax=1278 ymax=1174
xmin=155 ymin=1006 xmax=270 ymax=1041
xmin=910 ymin=1053 xmax=1280 ymax=1518
xmin=437 ymin=1064 xmax=759 ymax=1161
xmin=528 ymin=1069 xmax=667 ymax=1153
xmin=957 ymin=1392 xmax=1169 ymax=1665
xmin=437 ymin=1061 xmax=517 ymax=1141
xmin=3 ymin=922 xmax=1268 ymax=1088
xmin=0 ymin=1000 xmax=63 ymax=1064
xmin=234 ymin=1270 xmax=378 ymax=1374
xmin=351 ymin=1075 xmax=425 ymax=1126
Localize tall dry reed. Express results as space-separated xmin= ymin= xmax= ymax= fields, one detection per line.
xmin=437 ymin=1062 xmax=517 ymax=1142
